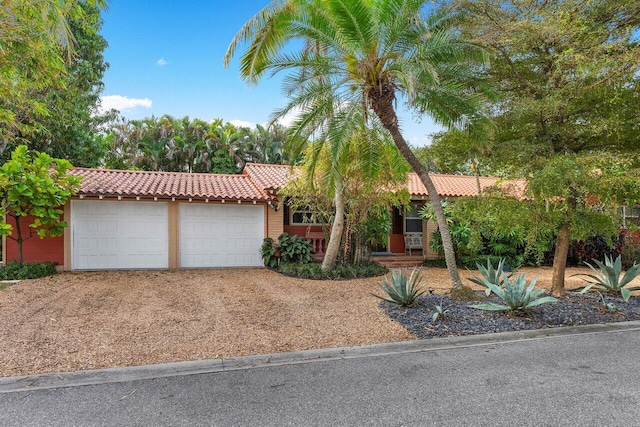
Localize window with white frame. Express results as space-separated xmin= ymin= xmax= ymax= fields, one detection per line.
xmin=405 ymin=204 xmax=423 ymax=233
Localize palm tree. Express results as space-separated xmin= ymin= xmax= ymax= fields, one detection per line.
xmin=225 ymin=0 xmax=491 ymax=290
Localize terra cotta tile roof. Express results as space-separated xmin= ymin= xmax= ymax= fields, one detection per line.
xmin=407 ymin=173 xmax=501 ymax=197
xmin=245 ymin=164 xmax=505 ymax=198
xmin=243 ymin=163 xmax=300 ymax=192
xmin=70 ymin=168 xmax=274 ymax=201
xmin=70 ymin=164 xmax=519 ymax=201
xmin=244 ymin=164 xmax=513 ymax=198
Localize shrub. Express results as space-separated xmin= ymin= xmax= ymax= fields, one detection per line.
xmin=279 ymin=262 xmax=323 ymax=279
xmin=470 ymin=274 xmax=557 ymax=312
xmin=279 ymin=261 xmax=387 ymax=280
xmin=620 ymin=233 xmax=640 ymax=270
xmin=459 ymin=255 xmax=520 ymax=271
xmin=260 ymin=233 xmax=313 ymax=268
xmin=0 ymin=261 xmax=58 ymax=280
xmin=574 ymin=254 xmax=640 ymax=302
xmin=422 ymin=258 xmax=447 ymax=268
xmin=374 ymin=267 xmax=426 ymax=307
xmin=567 ymin=235 xmax=620 ymax=266
xmin=260 ymin=237 xmax=280 ymax=268
xmin=468 ymin=257 xmax=508 ymax=296
xmin=278 ymin=232 xmax=313 ymax=264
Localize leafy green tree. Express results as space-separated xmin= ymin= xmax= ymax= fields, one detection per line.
xmin=104 ymin=116 xmax=280 ymax=174
xmin=416 ymin=126 xmax=496 ymax=194
xmin=0 ymin=0 xmax=107 ymax=158
xmin=225 ymin=0 xmax=492 ymax=291
xmin=12 ymin=2 xmax=112 ymax=167
xmin=446 ymin=0 xmax=640 ymax=294
xmin=0 ymin=146 xmax=81 ymax=263
xmin=103 ymin=117 xmax=140 ymax=170
xmin=282 ymin=111 xmax=410 ymax=270
xmin=247 ymin=123 xmax=295 ymax=165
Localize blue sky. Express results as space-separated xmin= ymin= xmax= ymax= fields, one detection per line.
xmin=99 ymin=1 xmax=442 ymax=146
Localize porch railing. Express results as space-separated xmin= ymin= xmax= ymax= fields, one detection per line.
xmin=305 ymin=231 xmax=327 ymax=257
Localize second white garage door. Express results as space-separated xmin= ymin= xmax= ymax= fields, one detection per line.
xmin=179 ymin=204 xmax=264 ymax=268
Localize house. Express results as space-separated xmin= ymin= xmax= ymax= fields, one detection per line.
xmin=2 ymin=164 xmax=501 ymax=270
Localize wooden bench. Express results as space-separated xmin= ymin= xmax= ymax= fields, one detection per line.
xmin=404 ymin=233 xmax=423 ymax=256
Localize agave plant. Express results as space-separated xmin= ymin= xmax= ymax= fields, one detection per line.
xmin=468 ymin=258 xmax=508 ymax=296
xmin=374 ymin=268 xmax=426 ymax=307
xmin=575 ymin=254 xmax=640 ymax=302
xmin=470 ymin=274 xmax=557 ymax=312
xmin=432 ymin=298 xmax=450 ymax=322
xmin=597 ymin=292 xmax=618 ymax=314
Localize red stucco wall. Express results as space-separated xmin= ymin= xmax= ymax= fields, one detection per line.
xmin=4 ymin=214 xmax=65 ymax=265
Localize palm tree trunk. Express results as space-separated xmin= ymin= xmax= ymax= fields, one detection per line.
xmin=370 ymin=88 xmax=463 ymax=290
xmin=322 ymin=175 xmax=345 ymax=271
xmin=551 ymin=225 xmax=570 ymax=296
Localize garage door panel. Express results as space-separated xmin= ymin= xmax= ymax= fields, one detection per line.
xmin=180 ymin=204 xmax=264 ymax=268
xmin=72 ymin=200 xmax=168 ymax=270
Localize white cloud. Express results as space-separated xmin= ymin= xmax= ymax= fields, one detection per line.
xmin=229 ymin=119 xmax=256 ymax=129
xmin=275 ymin=105 xmax=302 ymax=127
xmin=99 ymin=95 xmax=152 ymax=113
xmin=156 ymin=57 xmax=167 ymax=66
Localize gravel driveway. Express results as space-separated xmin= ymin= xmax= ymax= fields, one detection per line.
xmin=0 ymin=269 xmax=413 ymax=377
xmin=0 ymin=266 xmax=619 ymax=377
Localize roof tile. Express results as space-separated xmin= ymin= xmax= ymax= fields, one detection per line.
xmin=70 ymin=164 xmax=519 ymax=202
xmin=407 ymin=173 xmax=501 ymax=197
xmin=243 ymin=163 xmax=299 ymax=191
xmin=71 ymin=168 xmax=273 ymax=201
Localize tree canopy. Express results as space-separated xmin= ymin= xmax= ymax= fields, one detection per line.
xmin=282 ymin=112 xmax=410 ymax=269
xmin=441 ymin=0 xmax=640 ymax=293
xmin=0 ymin=0 xmax=107 ymax=159
xmin=226 ymin=0 xmax=493 ymax=290
xmin=103 ymin=116 xmax=295 ymax=173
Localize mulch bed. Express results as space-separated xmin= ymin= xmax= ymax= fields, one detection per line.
xmin=381 ymin=292 xmax=640 ymax=339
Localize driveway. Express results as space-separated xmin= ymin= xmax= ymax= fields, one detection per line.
xmin=0 ymin=269 xmax=411 ymax=377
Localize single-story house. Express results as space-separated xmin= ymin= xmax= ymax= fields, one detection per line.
xmin=2 ymin=163 xmax=501 ymax=270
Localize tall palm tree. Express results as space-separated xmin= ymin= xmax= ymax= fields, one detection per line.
xmin=225 ymin=0 xmax=491 ymax=289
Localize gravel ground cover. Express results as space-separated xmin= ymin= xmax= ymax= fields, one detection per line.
xmin=0 ymin=269 xmax=411 ymax=377
xmin=382 ymin=292 xmax=640 ymax=339
xmin=1 ymin=265 xmax=637 ymax=377
xmin=381 ymin=265 xmax=640 ymax=340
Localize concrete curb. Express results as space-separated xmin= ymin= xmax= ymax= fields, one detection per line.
xmin=2 ymin=320 xmax=640 ymax=393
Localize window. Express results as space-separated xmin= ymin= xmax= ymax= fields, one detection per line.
xmin=622 ymin=206 xmax=640 ymax=227
xmin=290 ymin=210 xmax=326 ymax=226
xmin=405 ymin=204 xmax=423 ymax=233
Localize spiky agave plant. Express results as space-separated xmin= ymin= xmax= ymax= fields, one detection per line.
xmin=374 ymin=268 xmax=426 ymax=307
xmin=432 ymin=297 xmax=451 ymax=322
xmin=468 ymin=257 xmax=508 ymax=296
xmin=575 ymin=254 xmax=640 ymax=302
xmin=470 ymin=274 xmax=557 ymax=312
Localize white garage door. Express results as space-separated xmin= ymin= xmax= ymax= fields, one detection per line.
xmin=180 ymin=204 xmax=264 ymax=267
xmin=72 ymin=200 xmax=168 ymax=270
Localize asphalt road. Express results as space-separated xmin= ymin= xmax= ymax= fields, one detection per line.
xmin=2 ymin=326 xmax=640 ymax=426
